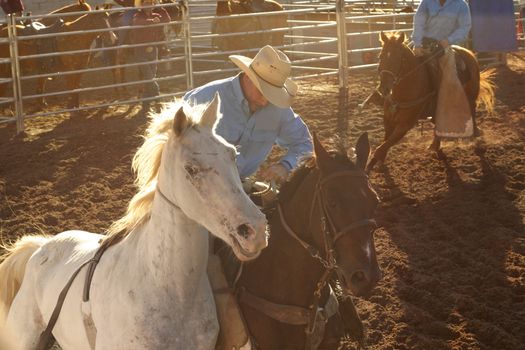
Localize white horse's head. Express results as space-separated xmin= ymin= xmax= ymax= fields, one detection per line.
xmin=158 ymin=94 xmax=268 ymax=261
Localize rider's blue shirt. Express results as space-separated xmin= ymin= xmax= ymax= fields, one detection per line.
xmin=183 ymin=74 xmax=313 ymax=178
xmin=412 ymin=0 xmax=471 ymax=47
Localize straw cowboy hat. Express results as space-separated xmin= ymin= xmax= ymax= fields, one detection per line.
xmin=230 ymin=45 xmax=298 ymax=108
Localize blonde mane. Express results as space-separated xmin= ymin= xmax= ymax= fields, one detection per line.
xmin=103 ymin=102 xmax=198 ymax=247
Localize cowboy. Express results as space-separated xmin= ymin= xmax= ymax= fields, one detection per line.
xmin=413 ymin=0 xmax=471 ymax=56
xmin=113 ymin=0 xmax=138 ymax=46
xmin=183 ymin=45 xmax=313 ymax=184
xmin=412 ymin=0 xmax=471 ymax=87
xmin=412 ymin=0 xmax=475 ymax=138
xmin=132 ymin=0 xmax=170 ymax=114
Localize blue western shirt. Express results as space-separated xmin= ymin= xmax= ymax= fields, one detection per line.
xmin=183 ymin=74 xmax=313 ymax=178
xmin=412 ymin=0 xmax=471 ymax=47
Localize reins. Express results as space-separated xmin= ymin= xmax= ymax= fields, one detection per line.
xmin=379 ymin=47 xmax=442 ymax=116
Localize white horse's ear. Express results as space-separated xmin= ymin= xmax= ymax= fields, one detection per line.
xmin=173 ymin=106 xmax=189 ymax=136
xmin=200 ymin=92 xmax=221 ymax=129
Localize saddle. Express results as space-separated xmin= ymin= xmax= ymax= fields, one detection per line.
xmin=422 ymin=37 xmax=470 ymax=83
xmin=18 ymin=19 xmax=64 ymax=73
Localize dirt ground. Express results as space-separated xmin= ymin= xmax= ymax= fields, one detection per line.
xmin=0 ymin=52 xmax=524 ymax=350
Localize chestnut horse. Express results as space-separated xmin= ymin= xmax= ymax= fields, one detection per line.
xmin=366 ymin=32 xmax=495 ymax=172
xmin=45 ymin=9 xmax=116 ymax=108
xmin=212 ymin=0 xmax=286 ymax=52
xmin=0 ymin=0 xmax=91 ymax=108
xmin=218 ymin=133 xmax=381 ymax=349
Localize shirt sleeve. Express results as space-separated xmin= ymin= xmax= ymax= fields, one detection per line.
xmin=276 ymin=109 xmax=313 ymax=171
xmin=447 ymin=2 xmax=471 ymax=45
xmin=183 ymin=85 xmax=217 ymax=107
xmin=412 ymin=0 xmax=428 ymax=47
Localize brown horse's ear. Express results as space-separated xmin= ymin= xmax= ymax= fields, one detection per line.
xmin=173 ymin=106 xmax=189 ymax=137
xmin=95 ymin=5 xmax=100 ymax=10
xmin=397 ymin=32 xmax=405 ymax=44
xmin=313 ymin=133 xmax=330 ymax=171
xmin=355 ymin=132 xmax=370 ymax=171
xmin=379 ymin=31 xmax=388 ymax=44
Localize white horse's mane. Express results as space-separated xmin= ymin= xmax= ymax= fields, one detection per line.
xmin=104 ymin=101 xmax=201 ymax=245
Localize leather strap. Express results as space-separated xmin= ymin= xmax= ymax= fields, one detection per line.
xmin=238 ymin=287 xmax=310 ymax=326
xmin=36 ymin=241 xmax=111 ymax=350
xmin=36 ymin=258 xmax=92 ymax=350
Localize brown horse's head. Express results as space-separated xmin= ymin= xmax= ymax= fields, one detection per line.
xmin=310 ymin=133 xmax=381 ymax=296
xmin=377 ymin=31 xmax=412 ymax=97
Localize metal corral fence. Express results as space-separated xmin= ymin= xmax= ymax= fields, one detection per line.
xmin=1 ymin=0 xmax=524 ymax=133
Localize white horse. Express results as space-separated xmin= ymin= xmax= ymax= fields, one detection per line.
xmin=0 ymin=94 xmax=268 ymax=350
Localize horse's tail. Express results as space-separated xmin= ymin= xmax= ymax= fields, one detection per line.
xmin=478 ymin=68 xmax=496 ymax=115
xmin=0 ymin=235 xmax=49 ymax=324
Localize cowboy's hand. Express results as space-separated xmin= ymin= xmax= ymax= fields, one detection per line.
xmin=413 ymin=47 xmax=425 ymax=56
xmin=439 ymin=39 xmax=450 ymax=48
xmin=260 ymin=163 xmax=289 ymax=184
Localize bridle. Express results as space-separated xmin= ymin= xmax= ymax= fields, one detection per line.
xmin=378 ymin=46 xmax=442 ymax=116
xmin=276 ymin=168 xmax=377 ymax=346
xmin=378 ymin=45 xmax=443 ymax=88
xmin=279 ymin=169 xmax=377 ymax=293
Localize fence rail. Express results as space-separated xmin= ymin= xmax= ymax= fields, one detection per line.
xmin=1 ymin=0 xmax=523 ymax=133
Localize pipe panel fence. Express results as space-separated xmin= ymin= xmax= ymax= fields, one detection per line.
xmin=1 ymin=0 xmax=522 ymax=133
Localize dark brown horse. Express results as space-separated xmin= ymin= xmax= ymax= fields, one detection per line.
xmin=366 ymin=32 xmax=495 ymax=172
xmin=218 ymin=133 xmax=381 ymax=349
xmin=0 ymin=0 xmax=91 ymax=108
xmin=212 ymin=0 xmax=286 ymax=52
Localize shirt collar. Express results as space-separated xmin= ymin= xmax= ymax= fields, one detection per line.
xmin=232 ymin=74 xmax=246 ymax=106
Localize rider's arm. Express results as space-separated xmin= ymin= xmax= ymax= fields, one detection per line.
xmin=412 ymin=0 xmax=428 ymax=48
xmin=446 ymin=2 xmax=471 ymax=45
xmin=276 ymin=109 xmax=313 ymax=172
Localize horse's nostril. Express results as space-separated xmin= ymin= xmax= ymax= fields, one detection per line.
xmin=351 ymin=271 xmax=367 ymax=286
xmin=236 ymin=224 xmax=251 ymax=239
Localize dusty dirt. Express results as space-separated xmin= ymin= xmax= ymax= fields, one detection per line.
xmin=0 ymin=53 xmax=524 ymax=350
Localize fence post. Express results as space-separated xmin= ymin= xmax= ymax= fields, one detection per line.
xmin=7 ymin=14 xmax=24 ymax=134
xmin=182 ymin=0 xmax=194 ymax=90
xmin=335 ymin=0 xmax=348 ymax=139
xmin=335 ymin=0 xmax=348 ymax=90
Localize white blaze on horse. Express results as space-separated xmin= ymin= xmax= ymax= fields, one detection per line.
xmin=0 ymin=94 xmax=268 ymax=350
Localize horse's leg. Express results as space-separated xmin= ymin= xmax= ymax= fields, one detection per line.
xmin=66 ymin=73 xmax=82 ymax=109
xmin=367 ymin=122 xmax=412 ymax=173
xmin=5 ymin=285 xmax=46 ymax=350
xmin=114 ymin=49 xmax=124 ymax=95
xmin=384 ymin=115 xmax=396 ymax=141
xmin=37 ymin=76 xmax=48 ymax=107
xmin=5 ymin=290 xmax=45 ymax=350
xmin=429 ymin=134 xmax=441 ymax=152
xmin=318 ymin=314 xmax=347 ymax=350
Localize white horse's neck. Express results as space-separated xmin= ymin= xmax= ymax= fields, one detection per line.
xmin=128 ymin=188 xmax=209 ymax=300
